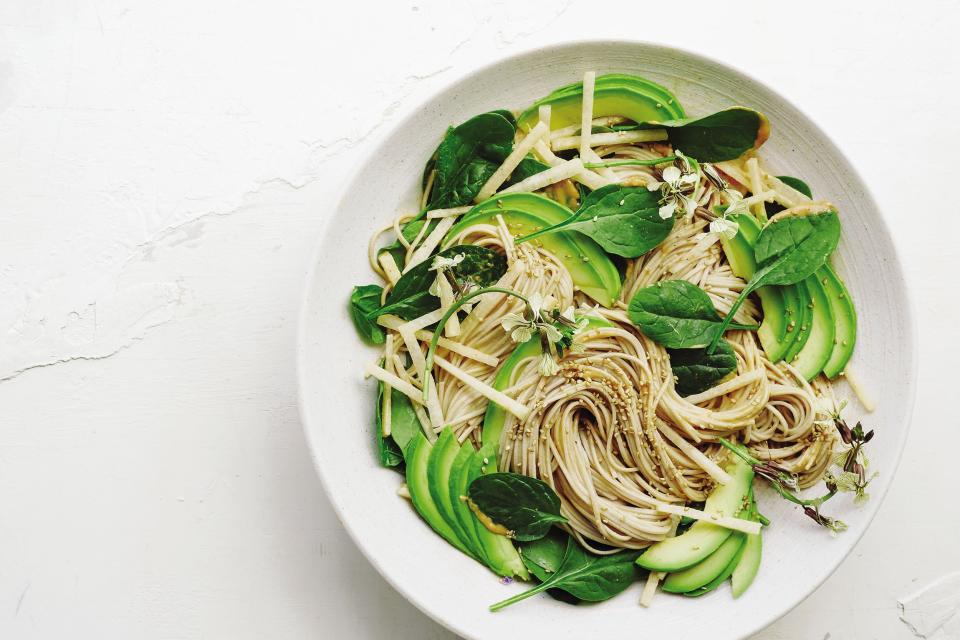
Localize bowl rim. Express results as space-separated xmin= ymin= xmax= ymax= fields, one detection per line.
xmin=296 ymin=38 xmax=918 ymax=639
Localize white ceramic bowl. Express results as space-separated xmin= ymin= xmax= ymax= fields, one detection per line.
xmin=298 ymin=41 xmax=916 ymax=639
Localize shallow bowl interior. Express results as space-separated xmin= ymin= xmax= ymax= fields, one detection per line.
xmin=298 ymin=41 xmax=915 ymax=640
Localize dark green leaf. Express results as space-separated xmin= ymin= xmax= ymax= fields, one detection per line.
xmin=777 ymin=175 xmax=813 ymax=199
xmin=349 ymin=285 xmax=385 ymax=344
xmin=564 ymin=186 xmax=673 ymax=257
xmin=753 ymin=212 xmax=841 ymax=284
xmin=468 ymin=472 xmax=567 ymax=542
xmin=387 ymin=388 xmax=420 ymax=453
xmin=490 ymin=535 xmax=641 ymax=611
xmin=506 ymin=157 xmax=550 ymax=186
xmin=710 ymin=210 xmax=841 ymax=350
xmin=516 ymin=185 xmax=673 ymax=258
xmin=668 ymin=339 xmax=737 ymax=396
xmin=430 ymin=112 xmax=516 ymax=208
xmin=636 ymin=107 xmax=768 ymax=162
xmin=628 ymin=280 xmax=734 ymax=349
xmin=375 ymin=245 xmax=508 ymax=321
xmin=519 ymin=530 xmax=568 ymax=580
xmin=374 ymin=378 xmax=403 ymax=468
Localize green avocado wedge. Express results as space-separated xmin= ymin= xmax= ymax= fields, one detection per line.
xmin=731 ymin=523 xmax=763 ymax=598
xmin=686 ymin=492 xmax=761 ymax=598
xmin=405 ymin=433 xmax=474 ymax=558
xmin=482 ymin=315 xmax=613 ymax=447
xmin=465 ymin=445 xmax=529 ymax=580
xmin=444 ymin=193 xmax=622 ymax=306
xmin=662 ymin=531 xmax=746 ymax=594
xmin=428 ymin=428 xmax=482 ymax=560
xmin=449 ymin=441 xmax=487 ymax=564
xmin=820 ymin=265 xmax=857 ymax=378
xmin=636 ymin=457 xmax=753 ymax=573
xmin=517 ymin=73 xmax=685 ymax=132
xmin=791 ymin=276 xmax=835 ymax=380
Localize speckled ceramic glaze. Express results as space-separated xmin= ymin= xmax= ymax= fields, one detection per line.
xmin=298 ymin=41 xmax=916 ymax=640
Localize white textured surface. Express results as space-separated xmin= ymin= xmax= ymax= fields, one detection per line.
xmin=0 ymin=1 xmax=956 ymax=638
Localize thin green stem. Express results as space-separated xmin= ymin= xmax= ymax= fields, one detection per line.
xmin=583 ymin=156 xmax=677 ymax=169
xmin=707 ymin=285 xmax=754 ymax=353
xmin=514 ymin=209 xmax=590 ymax=245
xmin=422 ymin=286 xmax=528 ymax=404
xmin=489 ymin=581 xmax=551 ymax=612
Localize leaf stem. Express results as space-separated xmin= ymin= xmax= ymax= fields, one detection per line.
xmin=514 ymin=209 xmax=590 ymax=246
xmin=423 ymin=286 xmax=528 ymax=403
xmin=583 ymin=156 xmax=677 ymax=168
xmin=489 ymin=581 xmax=552 ymax=612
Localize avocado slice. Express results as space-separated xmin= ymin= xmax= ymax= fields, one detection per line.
xmin=662 ymin=531 xmax=746 ymax=594
xmin=481 ymin=315 xmax=614 ymax=447
xmin=791 ymin=276 xmax=836 ymax=380
xmin=721 ymin=214 xmax=805 ymax=361
xmin=686 ymin=491 xmax=760 ymax=597
xmin=428 ymin=428 xmax=480 ymax=560
xmin=781 ymin=283 xmax=813 ymax=364
xmin=684 ymin=533 xmax=749 ymax=597
xmin=405 ymin=433 xmax=474 ymax=557
xmin=820 ymin=265 xmax=857 ymax=378
xmin=636 ymin=457 xmax=753 ymax=572
xmin=517 ymin=73 xmax=685 ymax=131
xmin=444 ymin=193 xmax=622 ymax=306
xmin=464 ymin=444 xmax=529 ymax=579
xmin=731 ymin=525 xmax=762 ymax=598
xmin=448 ymin=441 xmax=487 ymax=564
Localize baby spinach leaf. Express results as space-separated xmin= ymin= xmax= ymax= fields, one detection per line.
xmin=387 ymin=388 xmax=421 ymax=453
xmin=519 ymin=530 xmax=581 ymax=604
xmin=517 ymin=185 xmax=674 ymax=258
xmin=668 ymin=339 xmax=737 ymax=396
xmin=490 ymin=535 xmax=641 ymax=611
xmin=628 ymin=280 xmax=756 ymax=349
xmin=519 ymin=530 xmax=568 ymax=580
xmin=374 ymin=378 xmax=403 ymax=468
xmin=709 ymin=210 xmax=841 ymax=350
xmin=468 ymin=472 xmax=568 ymax=542
xmin=374 ymin=245 xmax=507 ymax=321
xmin=636 ymin=107 xmax=769 ymax=162
xmin=349 ymin=285 xmax=385 ymax=344
xmin=429 ymin=112 xmax=516 ymax=208
xmin=777 ymin=175 xmax=813 ymax=199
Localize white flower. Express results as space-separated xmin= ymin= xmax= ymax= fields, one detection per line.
xmin=428 ymin=253 xmax=465 ymax=297
xmin=723 ymin=189 xmax=747 ymax=216
xmin=649 ymin=158 xmax=699 ymax=220
xmin=429 ymin=253 xmax=465 ymax=272
xmin=500 ymin=312 xmax=535 ymax=344
xmin=560 ymin=306 xmax=577 ymax=323
xmin=710 ymin=217 xmax=740 ymax=240
xmin=538 ymin=352 xmax=560 ymax=376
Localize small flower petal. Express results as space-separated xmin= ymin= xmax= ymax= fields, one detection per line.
xmin=661 ymin=166 xmax=681 ymax=185
xmin=538 ymin=353 xmax=560 ymax=376
xmin=511 ymin=325 xmax=534 ymax=344
xmin=528 ymin=292 xmax=544 ymax=318
xmin=541 ymin=324 xmax=563 ymax=344
xmin=658 ymin=201 xmax=677 ymax=220
xmin=646 ymin=179 xmax=662 ymax=192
